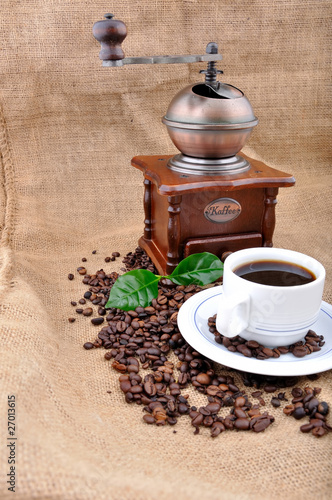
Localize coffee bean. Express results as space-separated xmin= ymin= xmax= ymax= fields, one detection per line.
xmin=291 ymin=387 xmax=303 ymax=398
xmin=112 ymin=252 xmax=120 ymax=257
xmin=292 ymin=407 xmax=307 ymax=420
xmin=116 ymin=321 xmax=127 ymax=332
xmin=292 ymin=345 xmax=308 ymax=358
xmin=127 ymin=357 xmax=139 ymax=366
xmin=83 ymin=342 xmax=94 ymax=350
xmin=234 ymin=418 xmax=250 ymax=430
xmin=191 ymin=413 xmax=204 ymax=427
xmin=302 ymin=393 xmax=313 ymax=405
xmin=228 ymin=383 xmax=239 ymax=393
xmin=234 ymin=408 xmax=247 ymax=419
xmin=68 ymin=273 xmax=74 ymax=280
xmin=307 ymin=398 xmax=319 ymax=412
xmin=310 ymin=418 xmax=324 ymax=428
xmin=68 ymin=317 xmax=76 ymax=323
xmin=222 ymin=337 xmax=232 ymax=348
xmin=178 ymin=403 xmax=189 ymax=414
xmin=130 ymin=385 xmax=143 ymax=394
xmin=283 ymin=404 xmax=295 ymax=416
xmin=317 ymin=402 xmax=329 ymax=415
xmin=127 ymin=364 xmax=139 ymax=373
xmin=248 ymin=409 xmax=261 ymax=417
xmin=144 ymin=380 xmax=157 ymax=397
xmin=202 ymin=415 xmax=213 ymax=427
xmin=246 ymin=340 xmax=260 ymax=349
xmin=91 ymin=317 xmax=104 ymax=326
xmin=313 ymin=412 xmax=326 ymax=421
xmin=211 ymin=422 xmax=225 ymax=437
xmin=199 ymin=407 xmax=211 ymax=417
xmin=119 ymin=379 xmax=131 ymax=392
xmin=278 ymin=346 xmax=289 ymax=354
xmin=148 ymin=347 xmax=161 ymax=356
xmin=236 ymin=344 xmax=252 ymax=357
xmin=264 ymin=385 xmax=278 ymax=393
xmin=206 ymin=385 xmax=220 ymax=396
xmin=234 ymin=396 xmax=246 ymax=407
xmin=262 ymin=347 xmax=274 ymax=358
xmin=205 ymin=402 xmax=221 ymax=414
xmin=196 ymin=373 xmax=211 ymax=385
xmin=77 ymin=267 xmax=87 ymax=275
xmin=312 ymin=426 xmax=326 ymax=437
xmin=252 ymin=418 xmax=272 ymax=433
xmin=112 ymin=361 xmax=127 ymax=373
xmin=177 ymin=372 xmax=187 ymax=385
xmin=223 ymin=416 xmax=235 ymax=430
xmin=143 ymin=414 xmax=156 ymax=424
xmin=153 ymin=406 xmax=167 ymax=421
xmin=83 ymin=308 xmax=93 ymax=317
xmin=300 ymin=423 xmax=314 ymax=433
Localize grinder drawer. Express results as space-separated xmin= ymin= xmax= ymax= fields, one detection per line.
xmin=183 ymin=232 xmax=262 ymax=259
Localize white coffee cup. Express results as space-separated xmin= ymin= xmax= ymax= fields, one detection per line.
xmin=216 ymin=247 xmax=325 ymax=347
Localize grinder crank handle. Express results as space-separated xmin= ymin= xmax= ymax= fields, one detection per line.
xmin=92 ymin=14 xmax=222 ymax=67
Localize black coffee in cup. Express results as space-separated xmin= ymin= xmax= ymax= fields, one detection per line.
xmin=233 ymin=260 xmax=316 ymax=287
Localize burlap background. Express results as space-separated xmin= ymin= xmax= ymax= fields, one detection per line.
xmin=0 ymin=1 xmax=331 ymax=499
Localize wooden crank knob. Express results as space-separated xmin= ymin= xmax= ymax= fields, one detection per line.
xmin=92 ymin=14 xmax=127 ymax=61
xmin=221 ymin=251 xmax=233 ymax=262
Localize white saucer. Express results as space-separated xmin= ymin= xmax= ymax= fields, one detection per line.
xmin=177 ymin=286 xmax=332 ymax=376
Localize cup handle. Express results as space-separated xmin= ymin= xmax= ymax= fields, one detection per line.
xmin=215 ymin=293 xmax=250 ymax=338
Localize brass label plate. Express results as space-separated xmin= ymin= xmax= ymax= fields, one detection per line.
xmin=204 ymin=197 xmax=241 ymax=223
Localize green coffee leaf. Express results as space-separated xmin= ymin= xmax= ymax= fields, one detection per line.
xmin=105 ymin=269 xmax=160 ymax=311
xmin=169 ymin=252 xmax=223 ymax=286
xmin=105 ymin=252 xmax=223 ymax=311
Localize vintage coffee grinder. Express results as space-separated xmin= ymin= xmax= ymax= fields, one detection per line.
xmin=93 ymin=14 xmax=295 ymax=275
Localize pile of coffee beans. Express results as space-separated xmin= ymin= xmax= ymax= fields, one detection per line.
xmin=68 ymin=247 xmax=330 ymax=438
xmin=121 ymin=246 xmax=157 ymax=273
xmin=208 ymin=314 xmax=325 ymax=359
xmin=283 ymin=386 xmax=331 ymax=436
